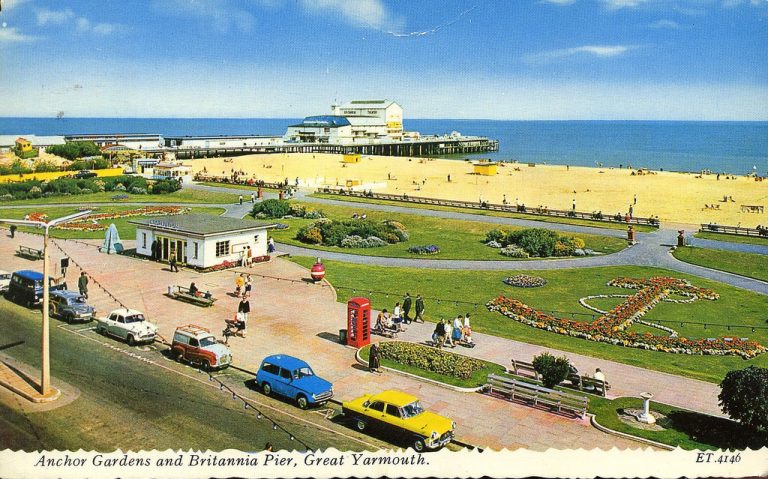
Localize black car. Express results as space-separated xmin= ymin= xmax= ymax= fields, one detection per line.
xmin=74 ymin=170 xmax=97 ymax=179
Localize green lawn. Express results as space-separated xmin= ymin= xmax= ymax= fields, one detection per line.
xmin=290 ymin=258 xmax=768 ymax=383
xmin=672 ymin=246 xmax=768 ymax=282
xmin=0 ymin=206 xmax=226 ymax=240
xmin=0 ymin=188 xmax=239 ymax=205
xmin=257 ymin=201 xmax=628 ymax=260
xmin=310 ymin=193 xmax=657 ymax=232
xmin=694 ymin=231 xmax=768 ymax=246
xmin=589 ymin=396 xmax=766 ymax=450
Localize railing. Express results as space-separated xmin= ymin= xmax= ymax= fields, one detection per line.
xmin=317 ymin=188 xmax=661 ymax=228
xmin=194 ymin=175 xmax=287 ymax=190
xmin=700 ymin=223 xmax=768 ymax=238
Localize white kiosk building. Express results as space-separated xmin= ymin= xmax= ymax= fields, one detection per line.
xmin=130 ymin=214 xmax=275 ymax=269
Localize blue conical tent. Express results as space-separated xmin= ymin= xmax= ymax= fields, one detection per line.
xmin=101 ymin=223 xmax=123 ymax=254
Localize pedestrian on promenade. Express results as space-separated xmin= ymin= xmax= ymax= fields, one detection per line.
xmin=239 ymin=194 xmax=243 ymax=205
xmin=402 ymin=293 xmax=412 ymax=324
xmin=169 ymin=254 xmax=179 ymax=272
xmin=237 ymin=296 xmax=250 ymax=337
xmin=433 ymin=319 xmax=447 ymax=349
xmin=414 ymin=294 xmax=425 ymax=323
xmin=244 ymin=274 xmax=253 ymax=297
xmin=251 ymin=193 xmax=255 ymax=203
xmin=78 ymin=272 xmax=89 ymax=299
xmin=246 ymin=246 xmax=253 ymax=267
xmin=368 ymin=343 xmax=381 ymax=373
xmin=9 ymin=224 xmax=16 ymax=238
xmin=267 ymin=237 xmax=276 ymax=254
xmin=235 ymin=273 xmax=245 ymax=296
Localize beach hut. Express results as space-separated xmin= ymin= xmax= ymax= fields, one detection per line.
xmin=473 ymin=161 xmax=498 ymax=176
xmin=343 ymin=154 xmax=361 ymax=164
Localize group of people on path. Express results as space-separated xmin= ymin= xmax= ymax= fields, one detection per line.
xmin=230 ymin=273 xmax=253 ymax=337
xmin=374 ymin=293 xmax=425 ymax=334
xmin=432 ymin=314 xmax=474 ymax=348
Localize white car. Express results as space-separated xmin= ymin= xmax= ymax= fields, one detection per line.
xmin=0 ymin=270 xmax=10 ymax=293
xmin=96 ymin=308 xmax=158 ymax=346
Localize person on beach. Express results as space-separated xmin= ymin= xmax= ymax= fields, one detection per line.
xmin=414 ymin=294 xmax=425 ymax=323
xmin=78 ymin=272 xmax=89 ymax=299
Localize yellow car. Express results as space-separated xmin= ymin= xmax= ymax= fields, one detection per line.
xmin=342 ymin=389 xmax=456 ymax=451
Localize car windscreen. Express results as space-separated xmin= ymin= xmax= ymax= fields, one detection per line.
xmin=401 ymin=401 xmax=424 ymax=418
xmin=295 ymin=367 xmax=314 ymax=378
xmin=123 ymin=314 xmax=146 ymax=323
xmin=69 ymin=296 xmax=87 ymax=304
xmin=199 ymin=336 xmax=217 ymax=347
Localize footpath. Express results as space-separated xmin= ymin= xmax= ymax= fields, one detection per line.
xmin=0 ymin=231 xmax=735 ymax=451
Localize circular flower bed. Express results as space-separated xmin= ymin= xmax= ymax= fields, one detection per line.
xmin=407 ymin=244 xmax=440 ymax=255
xmin=504 ymin=274 xmax=547 ymax=288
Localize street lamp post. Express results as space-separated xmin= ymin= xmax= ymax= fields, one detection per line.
xmin=1 ymin=210 xmax=91 ymax=395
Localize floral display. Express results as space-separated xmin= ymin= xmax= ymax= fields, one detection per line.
xmin=27 ymin=212 xmax=49 ymax=223
xmin=503 ymin=274 xmax=547 ymax=288
xmin=54 ymin=206 xmax=190 ymax=231
xmin=376 ymin=341 xmax=485 ymax=380
xmin=487 ymin=276 xmax=765 ymax=358
xmin=407 ymin=244 xmax=440 ymax=255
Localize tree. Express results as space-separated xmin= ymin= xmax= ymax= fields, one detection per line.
xmin=532 ymin=352 xmax=572 ymax=389
xmin=718 ymin=366 xmax=768 ymax=432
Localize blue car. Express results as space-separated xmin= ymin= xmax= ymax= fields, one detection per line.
xmin=255 ymin=354 xmax=333 ymax=409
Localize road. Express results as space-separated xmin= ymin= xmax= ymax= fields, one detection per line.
xmin=0 ymin=300 xmax=388 ymax=452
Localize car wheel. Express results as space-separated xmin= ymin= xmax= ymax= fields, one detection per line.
xmin=413 ymin=437 xmax=426 ymax=453
xmin=262 ymin=382 xmax=272 ymax=396
xmin=66 ymin=314 xmax=74 ymax=324
xmin=201 ymin=360 xmax=211 ymax=372
xmin=296 ymin=395 xmax=309 ymax=409
xmin=355 ymin=418 xmax=367 ymax=432
xmin=127 ymin=334 xmax=136 ymax=346
xmin=170 ymin=349 xmax=182 ymax=361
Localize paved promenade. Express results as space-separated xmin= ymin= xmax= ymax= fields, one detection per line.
xmin=0 ymin=231 xmax=737 ymax=451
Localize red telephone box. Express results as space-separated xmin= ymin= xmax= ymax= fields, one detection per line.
xmin=346 ymin=297 xmax=371 ymax=348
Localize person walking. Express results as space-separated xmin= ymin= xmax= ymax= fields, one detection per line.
xmin=9 ymin=224 xmax=16 ymax=238
xmin=368 ymin=343 xmax=381 ymax=373
xmin=250 ymin=192 xmax=256 ymax=203
xmin=414 ymin=294 xmax=425 ymax=323
xmin=402 ymin=293 xmax=412 ymax=324
xmin=78 ymin=272 xmax=89 ymax=299
xmin=267 ymin=237 xmax=276 ymax=254
xmin=237 ymin=296 xmax=250 ymax=337
xmin=169 ymin=253 xmax=179 ymax=272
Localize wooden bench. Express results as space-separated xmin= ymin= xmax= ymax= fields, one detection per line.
xmin=571 ymin=375 xmax=611 ymax=397
xmin=510 ymin=358 xmax=539 ymax=380
xmin=17 ymin=245 xmax=43 ymax=260
xmin=486 ymin=374 xmax=588 ymax=418
xmin=167 ymin=286 xmax=216 ymax=307
xmin=371 ymin=323 xmax=398 ymax=339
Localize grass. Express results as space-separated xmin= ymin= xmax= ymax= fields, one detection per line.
xmin=589 ymin=396 xmax=767 ymax=450
xmin=197 ymin=181 xmax=281 ymax=192
xmin=0 ymin=188 xmax=240 ymax=205
xmin=0 ymin=206 xmax=227 ymax=240
xmin=256 ymin=201 xmax=628 ymax=260
xmin=358 ymin=343 xmax=507 ymax=388
xmin=310 ymin=193 xmax=658 ymax=232
xmin=694 ymin=231 xmax=768 ymax=246
xmin=672 ymin=246 xmax=768 ymax=283
xmin=290 ymin=258 xmax=768 ymax=383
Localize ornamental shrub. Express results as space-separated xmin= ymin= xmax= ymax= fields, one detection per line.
xmin=303 ymin=209 xmax=324 ymax=219
xmin=485 ymin=228 xmax=507 ymax=243
xmin=296 ymin=226 xmax=323 ymax=244
xmin=340 ymin=235 xmax=388 ymax=248
xmin=532 ymin=352 xmax=572 ymax=389
xmin=499 ymin=245 xmax=529 ymax=258
xmin=507 ymin=228 xmax=559 ymax=257
xmin=572 ymin=237 xmax=585 ymax=249
xmin=718 ymin=366 xmax=768 ymax=432
xmin=376 ymin=342 xmax=485 ymax=380
xmin=252 ymin=199 xmax=291 ymax=219
xmin=553 ymin=241 xmax=575 ymax=257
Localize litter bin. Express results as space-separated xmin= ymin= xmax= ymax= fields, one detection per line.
xmin=339 ymin=329 xmax=348 ymax=344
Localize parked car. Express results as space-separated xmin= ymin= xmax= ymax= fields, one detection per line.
xmin=170 ymin=324 xmax=231 ymax=371
xmin=342 ymin=389 xmax=456 ymax=452
xmin=49 ymin=290 xmax=95 ymax=323
xmin=0 ymin=270 xmax=11 ymax=293
xmin=95 ymin=308 xmax=157 ymax=345
xmin=4 ymin=270 xmax=66 ymax=307
xmin=255 ymin=354 xmax=333 ymax=409
xmin=74 ymin=170 xmax=97 ymax=179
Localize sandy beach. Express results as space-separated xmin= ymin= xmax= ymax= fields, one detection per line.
xmin=191 ymin=153 xmax=767 ymax=227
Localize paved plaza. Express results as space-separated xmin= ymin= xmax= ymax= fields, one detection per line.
xmin=1 ymin=227 xmax=739 ymax=451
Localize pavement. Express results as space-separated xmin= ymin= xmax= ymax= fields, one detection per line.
xmin=0 ymin=228 xmax=740 ymax=451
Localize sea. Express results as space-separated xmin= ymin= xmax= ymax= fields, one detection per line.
xmin=1 ymin=117 xmax=766 ymax=175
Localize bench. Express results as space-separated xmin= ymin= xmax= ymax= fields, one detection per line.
xmin=17 ymin=245 xmax=43 ymax=260
xmin=510 ymin=358 xmax=539 ymax=380
xmin=485 ymin=374 xmax=588 ymax=418
xmin=571 ymin=375 xmax=611 ymax=397
xmin=167 ymin=286 xmax=216 ymax=307
xmin=371 ymin=323 xmax=398 ymax=339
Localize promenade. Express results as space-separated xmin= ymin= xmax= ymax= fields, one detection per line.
xmin=0 ymin=230 xmax=737 ymax=451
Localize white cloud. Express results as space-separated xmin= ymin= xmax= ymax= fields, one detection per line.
xmin=525 ymin=45 xmax=635 ymax=63
xmin=600 ymin=0 xmax=648 ymax=9
xmin=75 ymin=18 xmax=124 ymax=35
xmin=649 ymin=18 xmax=681 ymax=28
xmin=35 ymin=8 xmax=75 ymax=26
xmin=2 ymin=0 xmax=29 ymax=12
xmin=150 ymin=0 xmax=255 ymax=33
xmin=0 ymin=26 xmax=37 ymax=42
xmin=540 ymin=0 xmax=576 ymax=5
xmin=76 ymin=18 xmax=91 ymax=32
xmin=300 ymin=0 xmax=390 ymax=29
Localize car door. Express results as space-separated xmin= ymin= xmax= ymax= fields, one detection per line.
xmin=384 ymin=404 xmax=406 ymax=431
xmin=49 ymin=295 xmax=60 ymax=318
xmin=186 ymin=338 xmax=201 ymax=364
xmin=275 ymin=367 xmax=293 ymax=397
xmin=112 ymin=314 xmax=127 ymax=338
xmin=367 ymin=400 xmax=387 ymax=428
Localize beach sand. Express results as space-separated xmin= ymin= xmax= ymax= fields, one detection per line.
xmin=191 ymin=153 xmax=768 ymax=227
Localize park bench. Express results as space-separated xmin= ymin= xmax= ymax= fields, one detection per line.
xmin=17 ymin=245 xmax=43 ymax=260
xmin=570 ymin=375 xmax=611 ymax=397
xmin=510 ymin=358 xmax=539 ymax=380
xmin=485 ymin=374 xmax=588 ymax=418
xmin=167 ymin=285 xmax=216 ymax=307
xmin=371 ymin=323 xmax=398 ymax=339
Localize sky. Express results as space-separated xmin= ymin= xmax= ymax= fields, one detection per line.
xmin=0 ymin=0 xmax=766 ymax=120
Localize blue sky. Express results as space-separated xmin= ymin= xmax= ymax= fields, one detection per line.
xmin=0 ymin=0 xmax=766 ymax=119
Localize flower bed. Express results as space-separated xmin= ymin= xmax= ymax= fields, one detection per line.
xmin=407 ymin=244 xmax=440 ymax=255
xmin=54 ymin=206 xmax=190 ymax=231
xmin=198 ymin=260 xmax=238 ymax=273
xmin=504 ymin=274 xmax=547 ymax=288
xmin=376 ymin=341 xmax=485 ymax=380
xmin=487 ymin=276 xmax=765 ymax=358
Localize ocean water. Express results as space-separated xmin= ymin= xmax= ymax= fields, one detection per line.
xmin=1 ymin=117 xmax=765 ymax=174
